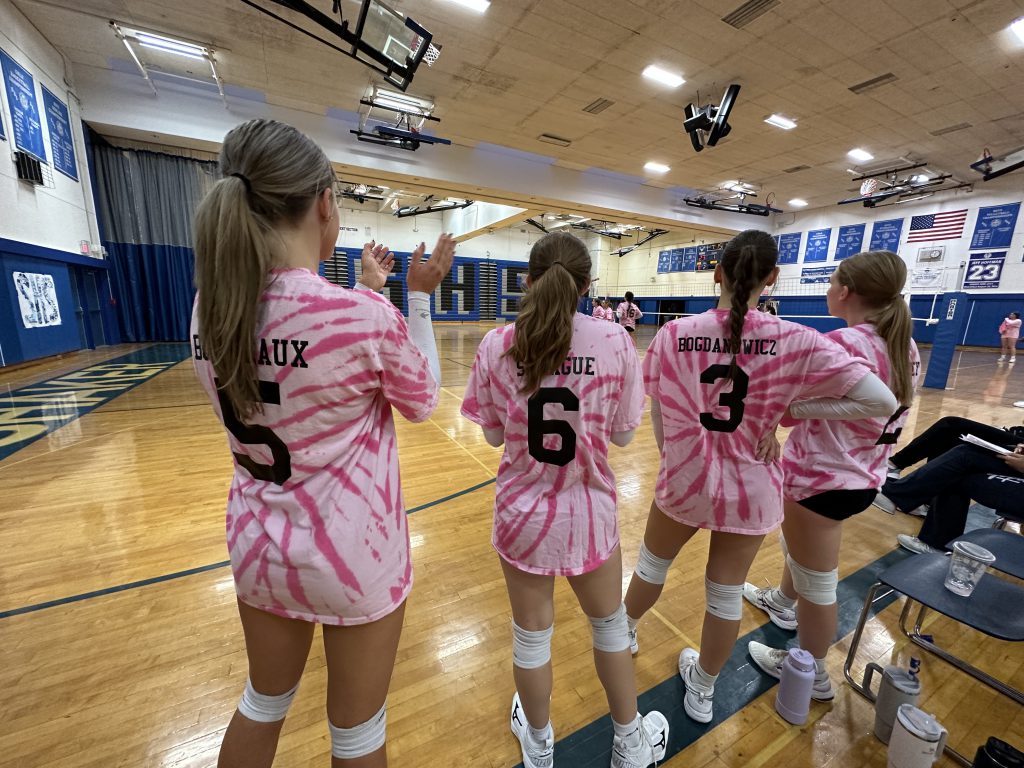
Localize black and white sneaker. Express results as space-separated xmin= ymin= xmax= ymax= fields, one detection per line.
xmin=742 ymin=583 xmax=797 ymax=630
xmin=509 ymin=692 xmax=553 ymax=768
xmin=610 ymin=712 xmax=669 ymax=768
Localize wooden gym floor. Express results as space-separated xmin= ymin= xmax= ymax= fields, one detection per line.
xmin=1 ymin=323 xmax=1022 ymax=767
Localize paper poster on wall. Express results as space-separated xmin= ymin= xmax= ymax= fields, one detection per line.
xmin=803 ymin=228 xmax=831 ymax=263
xmin=834 ymin=223 xmax=866 ymax=260
xmin=670 ymin=248 xmax=685 ymax=272
xmin=777 ymin=232 xmax=801 ymax=264
xmin=963 ymin=252 xmax=1006 ymax=289
xmin=13 ymin=272 xmax=62 ymax=327
xmin=910 ymin=267 xmax=944 ymax=290
xmin=917 ymin=246 xmax=944 ymax=263
xmin=800 ymin=265 xmax=837 ymax=284
xmin=869 ymin=218 xmax=903 ymax=251
xmin=969 ymin=203 xmax=1020 ymax=250
xmin=682 ymin=247 xmax=697 ymax=272
xmin=41 ymin=85 xmax=77 ymax=180
xmin=657 ymin=250 xmax=670 ymax=274
xmin=0 ymin=48 xmax=47 ymax=162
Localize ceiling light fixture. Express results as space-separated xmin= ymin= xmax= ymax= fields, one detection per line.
xmin=788 ymin=198 xmax=809 ymax=207
xmin=642 ymin=64 xmax=685 ymax=88
xmin=764 ymin=114 xmax=797 ymax=130
xmin=1011 ymin=17 xmax=1024 ymax=43
xmin=910 ymin=174 xmax=930 ymax=184
xmin=644 ymin=161 xmax=671 ymax=174
xmin=847 ymin=148 xmax=874 ymax=163
xmin=445 ymin=0 xmax=490 ymax=12
xmin=134 ymin=30 xmax=207 ymax=60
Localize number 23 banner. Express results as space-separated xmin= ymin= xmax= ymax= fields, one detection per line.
xmin=963 ymin=251 xmax=1005 ymax=289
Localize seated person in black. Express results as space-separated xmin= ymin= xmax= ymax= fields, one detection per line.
xmin=887 ymin=415 xmax=1023 ymax=476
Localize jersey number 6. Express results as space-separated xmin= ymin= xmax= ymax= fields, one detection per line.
xmin=528 ymin=387 xmax=579 ymax=466
xmin=215 ymin=379 xmax=292 ymax=486
xmin=699 ymin=364 xmax=749 ymax=433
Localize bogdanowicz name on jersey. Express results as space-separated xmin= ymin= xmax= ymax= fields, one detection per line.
xmin=516 ymin=356 xmax=597 ymax=377
xmin=677 ymin=336 xmax=777 ymax=355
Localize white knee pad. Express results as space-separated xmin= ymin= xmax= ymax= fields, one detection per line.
xmin=589 ymin=604 xmax=630 ymax=653
xmin=329 ymin=703 xmax=387 ymax=760
xmin=237 ymin=678 xmax=298 ymax=723
xmin=704 ymin=577 xmax=743 ymax=621
xmin=787 ymin=555 xmax=838 ymax=606
xmin=512 ymin=621 xmax=553 ymax=669
xmin=634 ymin=542 xmax=674 ymax=585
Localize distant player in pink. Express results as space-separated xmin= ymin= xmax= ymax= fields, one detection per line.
xmin=998 ymin=311 xmax=1021 ymax=364
xmin=190 ymin=119 xmax=455 ymax=768
xmin=617 ymin=291 xmax=643 ymax=342
xmin=746 ymin=250 xmax=920 ymax=700
xmin=621 ymin=230 xmax=897 ymax=724
xmin=592 ymin=298 xmax=608 ymax=320
xmin=462 ymin=232 xmax=669 ymax=768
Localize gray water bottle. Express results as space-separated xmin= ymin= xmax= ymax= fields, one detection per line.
xmin=864 ymin=657 xmax=921 ymax=743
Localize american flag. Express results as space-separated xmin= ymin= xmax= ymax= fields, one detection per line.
xmin=906 ymin=209 xmax=968 ymax=242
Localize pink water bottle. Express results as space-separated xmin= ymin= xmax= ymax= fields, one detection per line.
xmin=775 ymin=648 xmax=815 ymax=725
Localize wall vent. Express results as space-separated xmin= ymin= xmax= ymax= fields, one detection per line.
xmin=537 ymin=133 xmax=571 ymax=147
xmin=14 ymin=151 xmax=44 ymax=185
xmin=848 ymin=73 xmax=898 ymax=94
xmin=582 ymin=97 xmax=614 ymax=114
xmin=722 ymin=0 xmax=780 ymax=29
xmin=783 ymin=164 xmax=811 ymax=173
xmin=929 ymin=122 xmax=972 ymax=136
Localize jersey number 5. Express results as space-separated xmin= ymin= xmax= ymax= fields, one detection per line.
xmin=216 ymin=379 xmax=292 ymax=486
xmin=528 ymin=387 xmax=579 ymax=466
xmin=875 ymin=405 xmax=909 ymax=446
xmin=699 ymin=364 xmax=749 ymax=433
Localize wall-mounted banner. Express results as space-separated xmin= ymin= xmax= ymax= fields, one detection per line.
xmin=13 ymin=272 xmax=62 ymax=327
xmin=963 ymin=251 xmax=1006 ymax=289
xmin=800 ymin=265 xmax=837 ymax=284
xmin=431 ymin=258 xmax=479 ymax=320
xmin=969 ymin=202 xmax=1020 ymax=250
xmin=657 ymin=250 xmax=671 ymax=274
xmin=910 ymin=267 xmax=944 ymax=290
xmin=803 ymin=228 xmax=831 ymax=263
xmin=834 ymin=223 xmax=866 ymax=260
xmin=40 ymin=86 xmax=77 ymax=180
xmin=670 ymin=248 xmax=685 ymax=272
xmin=0 ymin=77 xmax=6 ymax=140
xmin=682 ymin=246 xmax=697 ymax=272
xmin=916 ymin=245 xmax=944 ymax=263
xmin=777 ymin=232 xmax=801 ymax=264
xmin=869 ymin=218 xmax=903 ymax=251
xmin=495 ymin=259 xmax=530 ymax=318
xmin=0 ymin=48 xmax=47 ymax=162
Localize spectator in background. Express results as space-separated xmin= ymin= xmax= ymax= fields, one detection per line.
xmin=998 ymin=311 xmax=1021 ymax=364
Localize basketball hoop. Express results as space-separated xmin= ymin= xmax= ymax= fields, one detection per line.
xmin=411 ymin=34 xmax=441 ymax=66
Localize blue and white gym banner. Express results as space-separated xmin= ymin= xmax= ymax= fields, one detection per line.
xmin=41 ymin=86 xmax=77 ymax=180
xmin=0 ymin=48 xmax=46 ymax=162
xmin=869 ymin=218 xmax=903 ymax=251
xmin=777 ymin=232 xmax=800 ymax=264
xmin=657 ymin=250 xmax=671 ymax=274
xmin=495 ymin=259 xmax=530 ymax=318
xmin=803 ymin=228 xmax=831 ymax=263
xmin=670 ymin=248 xmax=685 ymax=272
xmin=969 ymin=203 xmax=1020 ymax=250
xmin=682 ymin=246 xmax=697 ymax=271
xmin=800 ymin=265 xmax=837 ymax=284
xmin=963 ymin=252 xmax=1005 ymax=290
xmin=834 ymin=223 xmax=866 ymax=260
xmin=0 ymin=79 xmax=6 ymax=140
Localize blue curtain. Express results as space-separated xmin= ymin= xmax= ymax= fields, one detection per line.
xmin=105 ymin=242 xmax=195 ymax=341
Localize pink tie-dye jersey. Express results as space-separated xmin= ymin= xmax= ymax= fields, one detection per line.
xmin=191 ymin=268 xmax=438 ymax=625
xmin=782 ymin=324 xmax=921 ymax=501
xmin=617 ymin=302 xmax=642 ymax=330
xmin=644 ymin=309 xmax=871 ymax=534
xmin=461 ymin=314 xmax=645 ymax=576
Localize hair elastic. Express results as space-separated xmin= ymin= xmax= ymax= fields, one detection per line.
xmin=230 ymin=172 xmax=252 ymax=193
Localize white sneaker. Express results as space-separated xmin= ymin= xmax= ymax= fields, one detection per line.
xmin=678 ymin=648 xmax=714 ymax=723
xmin=510 ymin=692 xmax=553 ymax=768
xmin=628 ymin=626 xmax=639 ymax=656
xmin=747 ymin=642 xmax=835 ymax=701
xmin=610 ymin=712 xmax=670 ymax=768
xmin=998 ymin=356 xmax=1006 ymax=363
xmin=872 ymin=492 xmax=897 ymax=515
xmin=1010 ymin=358 xmax=1016 ymax=365
xmin=906 ymin=503 xmax=930 ymax=518
xmin=886 ymin=461 xmax=902 ymax=481
xmin=742 ymin=583 xmax=798 ymax=630
xmin=896 ymin=534 xmax=942 ymax=555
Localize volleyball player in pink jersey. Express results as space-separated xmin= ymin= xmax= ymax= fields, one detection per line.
xmin=998 ymin=311 xmax=1021 ymax=364
xmin=746 ymin=250 xmax=919 ymax=698
xmin=593 ymin=299 xmax=608 ymax=320
xmin=462 ymin=232 xmax=669 ymax=768
xmin=617 ymin=292 xmax=643 ymax=342
xmin=191 ymin=119 xmax=455 ymax=768
xmin=622 ymin=230 xmax=897 ymax=724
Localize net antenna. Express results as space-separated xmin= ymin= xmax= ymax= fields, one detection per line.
xmin=238 ymin=0 xmax=437 ymax=90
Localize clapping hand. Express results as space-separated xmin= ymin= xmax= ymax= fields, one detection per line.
xmin=359 ymin=241 xmax=395 ymax=292
xmin=407 ymin=233 xmax=457 ymax=294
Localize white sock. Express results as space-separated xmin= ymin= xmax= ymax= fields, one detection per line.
xmin=626 ymin=615 xmax=638 ymax=633
xmin=612 ymin=714 xmax=641 ymax=743
xmin=689 ymin=659 xmax=718 ymax=689
xmin=527 ymin=722 xmax=553 ymax=744
xmin=770 ymin=587 xmax=796 ymax=609
xmin=814 ymin=657 xmax=828 ymax=678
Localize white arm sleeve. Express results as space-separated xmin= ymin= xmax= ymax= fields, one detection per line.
xmin=482 ymin=426 xmax=505 ymax=447
xmin=650 ymin=398 xmax=665 ymax=450
xmin=610 ymin=429 xmax=636 ymax=447
xmin=354 ymin=281 xmax=375 ymax=292
xmin=789 ymin=372 xmax=898 ymax=420
xmin=407 ymin=290 xmax=441 ymax=385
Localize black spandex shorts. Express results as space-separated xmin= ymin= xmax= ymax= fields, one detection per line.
xmin=795 ymin=488 xmax=878 ymax=521
xmin=625 ymin=326 xmax=635 ymax=333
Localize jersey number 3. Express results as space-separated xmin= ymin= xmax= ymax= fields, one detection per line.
xmin=528 ymin=387 xmax=579 ymax=466
xmin=699 ymin=364 xmax=749 ymax=433
xmin=216 ymin=379 xmax=292 ymax=485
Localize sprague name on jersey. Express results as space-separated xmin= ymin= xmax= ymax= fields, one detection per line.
xmin=193 ymin=335 xmax=310 ymax=368
xmin=516 ymin=356 xmax=597 ymax=378
xmin=677 ymin=336 xmax=777 ymax=356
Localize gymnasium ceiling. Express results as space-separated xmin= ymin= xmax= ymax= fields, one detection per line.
xmin=13 ymin=0 xmax=1024 ymax=218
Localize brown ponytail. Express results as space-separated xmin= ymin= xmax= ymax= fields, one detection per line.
xmin=194 ymin=119 xmax=335 ymax=421
xmin=834 ymin=250 xmax=914 ymax=405
xmin=505 ymin=231 xmax=591 ymax=394
xmin=720 ymin=230 xmax=779 ymax=380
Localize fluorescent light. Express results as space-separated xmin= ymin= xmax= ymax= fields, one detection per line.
xmin=847 ymin=148 xmax=874 ymax=163
xmin=1011 ymin=17 xmax=1024 ymax=43
xmin=642 ymin=64 xmax=685 ymax=88
xmin=444 ymin=0 xmax=490 ymax=11
xmin=789 ymin=198 xmax=808 ymax=207
xmin=644 ymin=161 xmax=671 ymax=174
xmin=134 ymin=31 xmax=207 ymax=59
xmin=764 ymin=114 xmax=797 ymax=130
